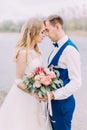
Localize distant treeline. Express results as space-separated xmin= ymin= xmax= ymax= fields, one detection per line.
xmin=64 ymin=17 xmax=87 ymax=31
xmin=0 ymin=21 xmax=24 ymax=32
xmin=0 ymin=18 xmax=87 ymax=32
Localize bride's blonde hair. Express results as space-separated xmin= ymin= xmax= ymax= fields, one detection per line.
xmin=13 ymin=18 xmax=43 ymax=62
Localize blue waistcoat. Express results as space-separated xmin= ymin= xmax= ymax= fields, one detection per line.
xmin=48 ymin=39 xmax=78 ymax=130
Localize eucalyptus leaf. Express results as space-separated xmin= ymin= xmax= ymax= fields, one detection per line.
xmin=54 ymin=70 xmax=60 ymax=77
xmin=40 ymin=86 xmax=47 ymax=93
xmin=38 ymin=91 xmax=42 ymax=97
xmin=53 ymin=65 xmax=60 ymax=69
xmin=52 ymin=83 xmax=57 ymax=89
xmin=53 ymin=79 xmax=60 ymax=84
xmin=31 ymin=88 xmax=36 ymax=93
xmin=32 ymin=83 xmax=36 ymax=88
xmin=45 ymin=87 xmax=51 ymax=92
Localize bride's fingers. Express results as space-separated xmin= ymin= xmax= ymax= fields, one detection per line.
xmin=32 ymin=93 xmax=48 ymax=102
xmin=39 ymin=97 xmax=48 ymax=101
xmin=33 ymin=94 xmax=40 ymax=100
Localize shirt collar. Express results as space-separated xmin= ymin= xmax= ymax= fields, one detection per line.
xmin=57 ymin=35 xmax=68 ymax=48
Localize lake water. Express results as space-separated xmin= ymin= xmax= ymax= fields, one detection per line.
xmin=0 ymin=33 xmax=87 ymax=130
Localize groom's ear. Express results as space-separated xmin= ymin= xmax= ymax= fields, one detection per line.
xmin=55 ymin=23 xmax=61 ymax=30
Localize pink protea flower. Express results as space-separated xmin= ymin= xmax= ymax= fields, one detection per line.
xmin=41 ymin=76 xmax=52 ymax=86
xmin=34 ymin=67 xmax=45 ymax=75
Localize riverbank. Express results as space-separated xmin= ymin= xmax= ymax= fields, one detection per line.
xmin=0 ymin=30 xmax=87 ymax=36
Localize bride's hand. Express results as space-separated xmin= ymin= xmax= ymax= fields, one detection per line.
xmin=33 ymin=93 xmax=41 ymax=101
xmin=39 ymin=96 xmax=48 ymax=102
xmin=32 ymin=93 xmax=47 ymax=102
xmin=39 ymin=92 xmax=55 ymax=102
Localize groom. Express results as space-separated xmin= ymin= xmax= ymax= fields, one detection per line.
xmin=40 ymin=15 xmax=82 ymax=130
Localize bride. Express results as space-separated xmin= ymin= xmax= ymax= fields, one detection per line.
xmin=0 ymin=18 xmax=51 ymax=130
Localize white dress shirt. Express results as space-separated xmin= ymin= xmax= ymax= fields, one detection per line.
xmin=49 ymin=35 xmax=82 ymax=100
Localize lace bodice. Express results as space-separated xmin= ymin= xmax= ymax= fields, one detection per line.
xmin=25 ymin=49 xmax=42 ymax=75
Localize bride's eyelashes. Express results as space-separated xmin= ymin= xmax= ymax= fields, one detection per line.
xmin=41 ymin=30 xmax=45 ymax=34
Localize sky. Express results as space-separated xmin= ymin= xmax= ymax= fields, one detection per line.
xmin=0 ymin=0 xmax=87 ymax=22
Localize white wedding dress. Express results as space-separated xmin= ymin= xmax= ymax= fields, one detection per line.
xmin=0 ymin=49 xmax=52 ymax=130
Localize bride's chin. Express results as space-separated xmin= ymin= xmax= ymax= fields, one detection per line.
xmin=38 ymin=39 xmax=43 ymax=43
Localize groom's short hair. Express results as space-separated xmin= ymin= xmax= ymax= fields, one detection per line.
xmin=45 ymin=15 xmax=63 ymax=27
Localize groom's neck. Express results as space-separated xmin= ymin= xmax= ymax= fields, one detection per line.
xmin=57 ymin=30 xmax=65 ymax=41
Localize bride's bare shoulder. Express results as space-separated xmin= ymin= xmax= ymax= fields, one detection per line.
xmin=18 ymin=49 xmax=36 ymax=59
xmin=17 ymin=49 xmax=27 ymax=60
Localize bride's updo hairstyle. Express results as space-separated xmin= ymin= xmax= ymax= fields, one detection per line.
xmin=13 ymin=18 xmax=43 ymax=62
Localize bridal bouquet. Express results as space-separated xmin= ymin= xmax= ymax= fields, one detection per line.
xmin=22 ymin=66 xmax=63 ymax=97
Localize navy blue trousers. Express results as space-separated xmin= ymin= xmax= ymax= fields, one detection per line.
xmin=50 ymin=95 xmax=75 ymax=130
